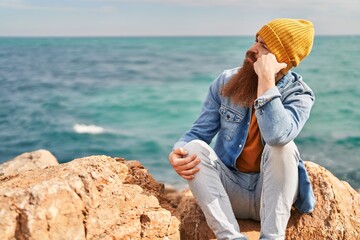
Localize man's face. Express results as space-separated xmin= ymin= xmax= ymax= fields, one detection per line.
xmin=220 ymin=35 xmax=272 ymax=107
xmin=245 ymin=35 xmax=270 ymax=65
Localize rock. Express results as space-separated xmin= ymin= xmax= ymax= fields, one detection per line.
xmin=1 ymin=151 xmax=358 ymax=240
xmin=0 ymin=149 xmax=58 ymax=177
xmin=175 ymin=161 xmax=360 ymax=240
xmin=0 ymin=155 xmax=180 ymax=240
xmin=287 ymin=161 xmax=360 ymax=239
xmin=115 ymin=157 xmax=178 ymax=216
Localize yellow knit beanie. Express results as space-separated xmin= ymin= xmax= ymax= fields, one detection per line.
xmin=257 ymin=18 xmax=315 ymax=74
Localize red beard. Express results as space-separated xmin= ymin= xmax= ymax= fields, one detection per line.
xmin=221 ymin=51 xmax=258 ymax=107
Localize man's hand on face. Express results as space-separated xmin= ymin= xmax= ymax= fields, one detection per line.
xmin=254 ymin=53 xmax=287 ymax=97
xmin=168 ymin=148 xmax=201 ymax=180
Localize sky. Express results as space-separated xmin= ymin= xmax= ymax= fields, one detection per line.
xmin=0 ymin=0 xmax=359 ymax=36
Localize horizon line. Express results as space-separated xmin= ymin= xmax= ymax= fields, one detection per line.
xmin=1 ymin=33 xmax=360 ymax=38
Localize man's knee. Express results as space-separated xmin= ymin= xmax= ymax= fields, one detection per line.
xmin=183 ymin=139 xmax=208 ymax=153
xmin=263 ymin=141 xmax=299 ymax=165
xmin=261 ymin=141 xmax=299 ymax=191
xmin=264 ymin=140 xmax=297 ymax=154
xmin=183 ymin=140 xmax=218 ymax=163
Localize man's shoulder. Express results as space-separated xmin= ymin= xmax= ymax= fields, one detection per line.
xmin=213 ymin=67 xmax=239 ymax=85
xmin=221 ymin=67 xmax=240 ymax=79
xmin=281 ymin=71 xmax=314 ymax=97
xmin=289 ymin=71 xmax=313 ymax=92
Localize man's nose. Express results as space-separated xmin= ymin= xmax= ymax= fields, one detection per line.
xmin=249 ymin=43 xmax=260 ymax=53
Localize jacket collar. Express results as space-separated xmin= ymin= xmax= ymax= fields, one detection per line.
xmin=276 ymin=70 xmax=296 ymax=91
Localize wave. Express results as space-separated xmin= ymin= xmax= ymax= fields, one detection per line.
xmin=335 ymin=136 xmax=360 ymax=148
xmin=73 ymin=124 xmax=105 ymax=134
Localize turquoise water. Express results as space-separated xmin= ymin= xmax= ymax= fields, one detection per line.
xmin=0 ymin=36 xmax=359 ymax=189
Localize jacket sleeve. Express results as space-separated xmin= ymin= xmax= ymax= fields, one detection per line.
xmin=254 ymin=79 xmax=315 ymax=146
xmin=173 ymin=73 xmax=224 ymax=150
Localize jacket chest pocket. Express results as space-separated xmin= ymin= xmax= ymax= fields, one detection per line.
xmin=219 ymin=105 xmax=244 ymax=141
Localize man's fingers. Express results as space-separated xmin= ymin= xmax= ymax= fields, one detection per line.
xmin=173 ymin=155 xmax=200 ymax=170
xmin=178 ymin=167 xmax=200 ymax=179
xmin=179 ymin=167 xmax=200 ymax=180
xmin=169 ymin=148 xmax=188 ymax=164
xmin=173 ymin=147 xmax=187 ymax=156
xmin=279 ymin=62 xmax=287 ymax=69
xmin=181 ymin=174 xmax=196 ymax=180
xmin=180 ymin=158 xmax=200 ymax=171
xmin=169 ymin=148 xmax=201 ymax=180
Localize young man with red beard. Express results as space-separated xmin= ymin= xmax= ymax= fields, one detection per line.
xmin=169 ymin=18 xmax=316 ymax=240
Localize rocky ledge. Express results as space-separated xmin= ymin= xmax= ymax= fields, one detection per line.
xmin=0 ymin=150 xmax=359 ymax=239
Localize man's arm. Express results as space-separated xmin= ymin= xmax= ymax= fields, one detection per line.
xmin=253 ymin=53 xmax=314 ymax=146
xmin=255 ymin=53 xmax=287 ymax=97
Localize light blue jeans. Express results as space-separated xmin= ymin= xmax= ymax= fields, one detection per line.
xmin=184 ymin=140 xmax=299 ymax=240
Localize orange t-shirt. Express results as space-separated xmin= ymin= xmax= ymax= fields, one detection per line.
xmin=236 ymin=111 xmax=264 ymax=172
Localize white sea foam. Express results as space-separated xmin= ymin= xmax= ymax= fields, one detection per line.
xmin=73 ymin=124 xmax=105 ymax=134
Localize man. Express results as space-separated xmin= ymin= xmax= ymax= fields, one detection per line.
xmin=168 ymin=18 xmax=316 ymax=240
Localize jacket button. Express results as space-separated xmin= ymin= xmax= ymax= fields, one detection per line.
xmin=239 ymin=144 xmax=242 ymax=148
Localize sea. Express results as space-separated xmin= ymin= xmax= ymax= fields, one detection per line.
xmin=0 ymin=36 xmax=359 ymax=190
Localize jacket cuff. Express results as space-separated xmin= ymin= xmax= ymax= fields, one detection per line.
xmin=254 ymin=86 xmax=281 ymax=109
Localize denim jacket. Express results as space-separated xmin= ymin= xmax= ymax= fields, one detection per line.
xmin=174 ymin=67 xmax=316 ymax=213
